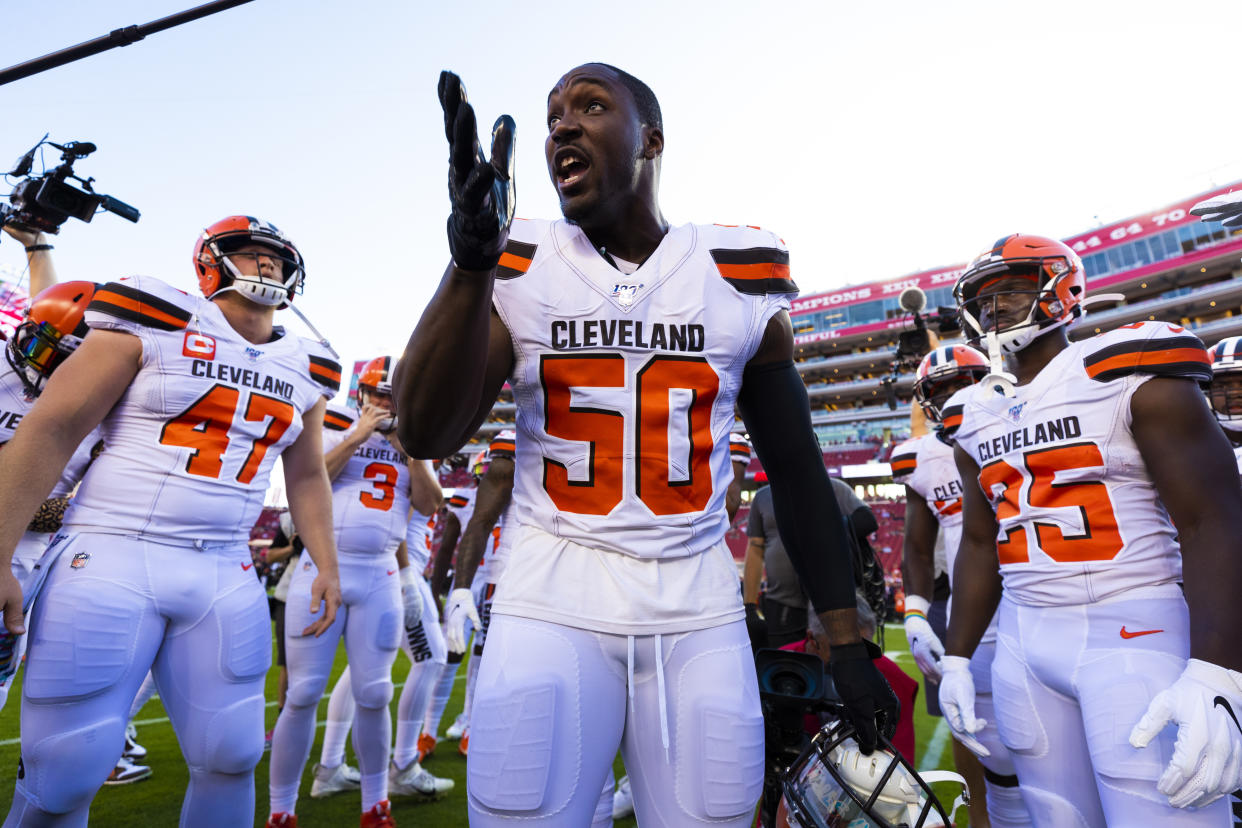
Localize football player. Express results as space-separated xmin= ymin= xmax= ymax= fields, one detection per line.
xmin=940 ymin=233 xmax=1242 ymax=825
xmin=416 ymin=484 xmax=480 ymax=759
xmin=392 ymin=66 xmax=896 ymax=826
xmin=894 ymin=344 xmax=1031 ymax=827
xmin=441 ymin=431 xmax=515 ymax=755
xmin=313 ymin=509 xmax=454 ymax=802
xmin=1205 ymin=336 xmax=1242 ymax=472
xmin=726 ymin=431 xmax=752 ymax=523
xmin=267 ymin=355 xmax=441 ymax=827
xmin=0 ymin=215 xmax=344 ymax=827
xmin=0 ymin=281 xmax=102 ymax=710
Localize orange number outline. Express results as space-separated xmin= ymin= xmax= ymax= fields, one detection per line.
xmin=159 ymin=383 xmax=296 ymax=483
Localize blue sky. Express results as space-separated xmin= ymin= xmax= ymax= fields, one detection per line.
xmin=5 ymin=0 xmax=1242 ymax=383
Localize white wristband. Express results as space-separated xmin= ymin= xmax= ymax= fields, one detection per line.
xmin=400 ymin=567 xmax=418 ymax=589
xmin=904 ymin=594 xmax=932 ymax=616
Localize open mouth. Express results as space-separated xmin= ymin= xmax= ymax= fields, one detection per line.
xmin=554 ymin=148 xmax=590 ymax=188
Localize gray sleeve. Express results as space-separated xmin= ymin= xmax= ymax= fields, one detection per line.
xmin=746 ymin=486 xmax=769 ymax=538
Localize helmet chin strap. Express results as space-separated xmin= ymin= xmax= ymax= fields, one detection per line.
xmin=979 ymin=329 xmax=1018 ymax=398
xmin=206 ymin=283 xmax=340 ymax=360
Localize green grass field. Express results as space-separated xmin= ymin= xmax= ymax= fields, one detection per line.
xmin=0 ymin=623 xmax=964 ymax=826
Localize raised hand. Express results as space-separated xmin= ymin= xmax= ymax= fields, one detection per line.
xmin=438 ymin=71 xmax=516 ymax=271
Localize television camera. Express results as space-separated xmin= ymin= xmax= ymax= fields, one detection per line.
xmin=881 ymin=287 xmax=962 ymax=410
xmin=1 ymin=135 xmax=139 ymax=236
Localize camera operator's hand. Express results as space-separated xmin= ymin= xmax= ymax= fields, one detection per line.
xmin=439 ymin=71 xmax=516 ymax=272
xmin=2 ymin=223 xmax=42 ymax=247
xmin=829 ymin=640 xmax=899 ymax=755
xmin=744 ymin=602 xmax=767 ymax=652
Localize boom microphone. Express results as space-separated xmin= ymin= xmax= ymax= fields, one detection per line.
xmin=899 ymin=286 xmax=927 ymax=315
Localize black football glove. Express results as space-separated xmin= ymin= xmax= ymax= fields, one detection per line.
xmin=829 ymin=640 xmax=899 ymax=755
xmin=438 ymin=71 xmax=516 ymax=271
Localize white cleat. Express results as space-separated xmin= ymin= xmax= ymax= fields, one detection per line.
xmin=104 ymin=755 xmax=152 ymax=785
xmin=123 ymin=722 xmax=147 ymax=761
xmin=388 ymin=758 xmax=454 ymax=802
xmin=309 ymin=761 xmax=360 ymax=799
xmin=445 ymin=713 xmax=469 ymax=740
xmin=612 ymin=774 xmax=634 ymax=819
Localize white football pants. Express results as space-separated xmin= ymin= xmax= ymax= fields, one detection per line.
xmin=0 ymin=532 xmax=55 ymax=711
xmin=969 ymin=638 xmax=1033 ymax=827
xmin=269 ymin=552 xmax=401 ymax=815
xmin=319 ymin=574 xmax=448 ymax=772
xmin=467 ymin=614 xmax=763 ymax=827
xmin=3 ymin=533 xmax=270 ymax=828
xmin=992 ymin=584 xmax=1230 ymax=827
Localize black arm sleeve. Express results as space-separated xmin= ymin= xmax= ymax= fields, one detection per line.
xmin=737 ymin=359 xmax=856 ymax=614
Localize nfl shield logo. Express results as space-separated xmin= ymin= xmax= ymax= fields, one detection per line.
xmin=70 ymin=552 xmax=90 ymax=569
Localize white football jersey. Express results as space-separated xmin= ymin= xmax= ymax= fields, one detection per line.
xmin=490 ymin=219 xmax=794 ymax=633
xmin=322 ymin=404 xmax=411 ymax=557
xmin=0 ymin=360 xmax=99 ymax=498
xmin=405 ymin=508 xmax=436 ymax=572
xmin=480 ymin=428 xmax=516 ymax=584
xmin=65 ymin=276 xmax=340 ymax=544
xmin=728 ymin=432 xmax=752 ymax=468
xmin=950 ymin=321 xmax=1210 ymax=607
xmin=891 ymin=432 xmax=965 ymax=581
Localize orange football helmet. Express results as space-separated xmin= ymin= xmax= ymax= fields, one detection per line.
xmin=357 ymin=355 xmax=398 ymax=433
xmin=193 ymin=215 xmax=304 ymax=307
xmin=954 ymin=234 xmax=1085 ymax=354
xmin=5 ymin=281 xmax=97 ymax=396
xmin=912 ymin=344 xmax=988 ymax=423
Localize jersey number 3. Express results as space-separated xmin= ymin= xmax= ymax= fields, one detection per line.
xmin=540 ymin=354 xmax=719 ymax=516
xmin=978 ymin=442 xmax=1122 ymax=565
xmin=159 ymin=383 xmax=295 ymax=484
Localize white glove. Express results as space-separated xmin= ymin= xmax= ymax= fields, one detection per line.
xmin=938 ymin=655 xmax=990 ymax=758
xmin=1129 ymin=658 xmax=1242 ymax=809
xmin=444 ymin=587 xmax=481 ymax=655
xmin=903 ymin=600 xmax=944 ymax=680
xmin=1191 ymin=190 xmax=1242 ymax=228
xmin=399 ymin=568 xmax=423 ymax=629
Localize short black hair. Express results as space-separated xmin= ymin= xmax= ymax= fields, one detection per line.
xmin=588 ymin=63 xmax=662 ymax=131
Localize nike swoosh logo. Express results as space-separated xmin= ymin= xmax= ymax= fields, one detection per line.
xmin=1215 ymin=696 xmax=1242 ymax=735
xmin=1119 ymin=626 xmax=1162 ymax=639
xmin=241 ymin=562 xmax=254 ymax=571
xmin=387 ymin=569 xmax=397 ymax=576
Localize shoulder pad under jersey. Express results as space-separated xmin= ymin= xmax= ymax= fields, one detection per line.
xmin=495 ymin=218 xmax=550 ymax=281
xmin=703 ymin=224 xmax=797 ymax=297
xmin=301 ymin=338 xmax=342 ymax=395
xmin=890 ymin=438 xmax=920 ymax=481
xmin=487 ymin=429 xmax=516 ymax=459
xmin=1082 ymin=321 xmax=1211 ymax=384
xmin=87 ymin=275 xmax=194 ymax=332
xmin=323 ymin=403 xmax=356 ymax=432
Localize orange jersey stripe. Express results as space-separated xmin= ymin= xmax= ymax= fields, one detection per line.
xmin=92 ymin=288 xmax=189 ymax=330
xmin=1084 ymin=347 xmax=1210 ymax=380
xmin=713 ymin=262 xmax=792 ymax=282
xmin=497 ymin=251 xmax=532 ymax=272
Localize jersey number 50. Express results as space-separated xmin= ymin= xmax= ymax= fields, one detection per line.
xmin=978 ymin=442 xmax=1122 ymax=565
xmin=540 ymin=353 xmax=719 ymax=517
xmin=159 ymin=383 xmax=295 ymax=484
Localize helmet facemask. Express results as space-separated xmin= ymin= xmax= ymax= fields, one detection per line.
xmin=1207 ymin=339 xmax=1242 ymax=441
xmin=782 ymin=719 xmax=968 ymax=828
xmin=5 ymin=319 xmax=84 ymax=397
xmin=207 ymin=242 xmax=304 ymax=308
